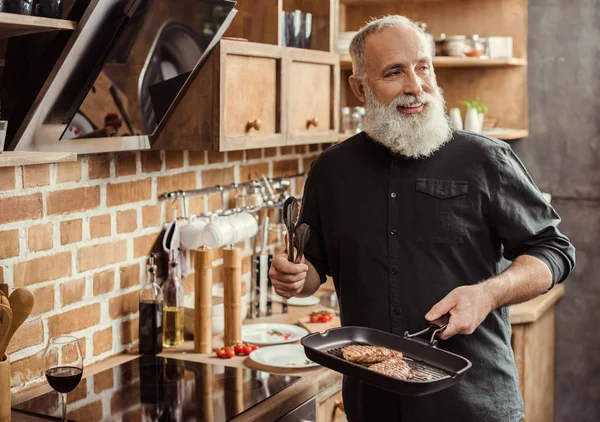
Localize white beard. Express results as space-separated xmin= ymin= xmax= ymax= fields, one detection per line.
xmin=362 ymin=83 xmax=453 ymax=159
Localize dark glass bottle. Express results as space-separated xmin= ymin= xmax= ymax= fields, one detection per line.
xmin=139 ymin=254 xmax=164 ymax=355
xmin=37 ymin=0 xmax=63 ymax=18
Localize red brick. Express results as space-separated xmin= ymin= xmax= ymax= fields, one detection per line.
xmin=60 ymin=278 xmax=86 ymax=306
xmin=56 ymin=160 xmax=82 ymax=183
xmin=240 ymin=163 xmax=269 ymax=183
xmin=14 ymin=252 xmax=72 ymax=287
xmin=106 ymin=179 xmax=151 ymax=206
xmin=0 ymin=167 xmax=16 ymax=191
xmin=188 ymin=151 xmax=205 ymax=166
xmin=140 ymin=151 xmax=162 ymax=173
xmin=60 ymin=219 xmax=83 ymax=245
xmin=280 ymin=146 xmax=294 ymax=155
xmin=142 ymin=205 xmax=161 ymax=228
xmin=48 ymin=303 xmax=101 ymax=337
xmin=115 ymin=152 xmax=137 ymax=176
xmin=133 ymin=232 xmax=162 ymax=258
xmin=6 ymin=319 xmax=44 ymax=354
xmin=245 ymin=149 xmax=262 ymax=160
xmin=31 ymin=285 xmax=55 ymax=315
xmin=0 ymin=229 xmax=19 ymax=259
xmin=188 ymin=196 xmax=205 ymax=216
xmin=10 ymin=350 xmax=46 ymax=388
xmin=207 ymin=193 xmax=222 ymax=213
xmin=88 ymin=154 xmax=111 ymax=179
xmin=308 ymin=144 xmax=321 ymax=152
xmin=70 ymin=400 xmax=103 ymax=422
xmin=273 ymin=159 xmax=299 ymax=177
xmin=78 ymin=240 xmax=127 ymax=271
xmin=264 ymin=147 xmax=277 ymax=157
xmin=120 ymin=317 xmax=139 ymax=345
xmin=117 ymin=209 xmax=137 ymax=234
xmin=119 ymin=263 xmax=140 ymax=289
xmin=165 ymin=151 xmax=184 ymax=169
xmin=157 ymin=172 xmax=196 ymax=196
xmin=294 ymin=145 xmax=307 ymax=154
xmin=0 ymin=194 xmax=42 ymax=224
xmin=109 ymin=291 xmax=139 ymax=319
xmin=94 ymin=368 xmax=114 ymax=394
xmin=201 ymin=167 xmax=234 ymax=188
xmin=207 ymin=151 xmax=225 ymax=164
xmin=227 ymin=150 xmax=243 ymax=162
xmin=111 ymin=383 xmax=140 ymax=413
xmin=63 ymin=337 xmax=87 ymax=363
xmin=93 ymin=269 xmax=115 ymax=295
xmin=93 ymin=327 xmax=113 ymax=356
xmin=90 ymin=214 xmax=111 ymax=239
xmin=27 ymin=223 xmax=53 ymax=252
xmin=47 ymin=186 xmax=100 ymax=215
xmin=22 ymin=164 xmax=50 ymax=187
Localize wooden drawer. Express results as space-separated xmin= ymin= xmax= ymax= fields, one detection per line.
xmin=318 ymin=389 xmax=347 ymax=422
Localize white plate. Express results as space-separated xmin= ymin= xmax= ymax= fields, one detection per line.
xmin=242 ymin=323 xmax=308 ymax=345
xmin=249 ymin=344 xmax=319 ymax=369
xmin=272 ymin=295 xmax=321 ymax=307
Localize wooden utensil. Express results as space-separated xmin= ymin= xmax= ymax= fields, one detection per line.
xmin=0 ymin=287 xmax=34 ymax=356
xmin=0 ymin=284 xmax=8 ymax=297
xmin=223 ymin=246 xmax=242 ymax=347
xmin=0 ymin=304 xmax=12 ymax=359
xmin=0 ymin=352 xmax=10 ymax=422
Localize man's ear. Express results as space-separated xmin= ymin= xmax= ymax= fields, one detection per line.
xmin=349 ymin=75 xmax=367 ymax=104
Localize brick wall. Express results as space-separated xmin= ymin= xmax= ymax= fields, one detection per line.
xmin=0 ymin=145 xmax=322 ymax=393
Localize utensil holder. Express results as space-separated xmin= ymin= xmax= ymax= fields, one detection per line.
xmin=0 ymin=354 xmax=10 ymax=422
xmin=193 ymin=248 xmax=213 ymax=354
xmin=223 ymin=247 xmax=242 ymax=347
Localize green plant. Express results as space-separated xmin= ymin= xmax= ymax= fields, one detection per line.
xmin=460 ymin=100 xmax=488 ymax=116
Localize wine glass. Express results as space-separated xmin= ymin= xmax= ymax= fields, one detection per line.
xmin=44 ymin=335 xmax=83 ymax=422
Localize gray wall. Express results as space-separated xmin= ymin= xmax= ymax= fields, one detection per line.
xmin=512 ymin=0 xmax=600 ymax=420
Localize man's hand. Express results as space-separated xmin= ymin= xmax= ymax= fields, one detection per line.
xmin=425 ymin=284 xmax=494 ymax=340
xmin=269 ymin=252 xmax=309 ymax=299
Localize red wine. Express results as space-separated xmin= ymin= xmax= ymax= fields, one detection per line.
xmin=45 ymin=366 xmax=82 ymax=393
xmin=139 ymin=300 xmax=163 ymax=354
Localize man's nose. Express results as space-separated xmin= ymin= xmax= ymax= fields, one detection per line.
xmin=403 ymin=71 xmax=423 ymax=97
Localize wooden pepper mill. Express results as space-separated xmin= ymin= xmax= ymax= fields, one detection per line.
xmin=223 ymin=246 xmax=242 ymax=347
xmin=193 ymin=247 xmax=213 ymax=354
xmin=0 ymin=354 xmax=10 ymax=422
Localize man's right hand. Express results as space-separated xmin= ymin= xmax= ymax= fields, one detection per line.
xmin=269 ymin=252 xmax=309 ymax=299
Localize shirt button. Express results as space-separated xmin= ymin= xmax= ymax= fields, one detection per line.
xmin=438 ymin=190 xmax=445 ymax=197
xmin=390 ymin=192 xmax=397 ymax=199
xmin=392 ymin=307 xmax=400 ymax=316
xmin=390 ymin=229 xmax=397 ymax=236
xmin=391 ymin=268 xmax=398 ymax=275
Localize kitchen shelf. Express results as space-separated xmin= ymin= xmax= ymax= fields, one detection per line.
xmin=340 ymin=55 xmax=527 ymax=70
xmin=0 ymin=13 xmax=77 ymax=38
xmin=338 ymin=128 xmax=528 ymax=143
xmin=0 ymin=151 xmax=77 ymax=167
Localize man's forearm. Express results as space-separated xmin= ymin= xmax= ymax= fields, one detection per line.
xmin=482 ymin=255 xmax=553 ymax=310
xmin=297 ymin=259 xmax=322 ymax=298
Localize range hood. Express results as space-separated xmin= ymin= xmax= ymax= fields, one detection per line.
xmin=3 ymin=0 xmax=237 ymax=153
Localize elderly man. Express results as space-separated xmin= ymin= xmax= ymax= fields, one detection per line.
xmin=269 ymin=15 xmax=575 ymax=422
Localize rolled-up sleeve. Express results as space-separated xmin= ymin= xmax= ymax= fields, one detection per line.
xmin=298 ymin=163 xmax=330 ymax=284
xmin=491 ymin=147 xmax=576 ymax=286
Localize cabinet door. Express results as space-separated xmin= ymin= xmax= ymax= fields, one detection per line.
xmin=288 ymin=50 xmax=339 ymax=145
xmin=318 ymin=390 xmax=347 ymax=422
xmin=219 ymin=42 xmax=284 ymax=151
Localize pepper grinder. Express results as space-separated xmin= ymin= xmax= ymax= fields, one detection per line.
xmin=193 ymin=247 xmax=213 ymax=353
xmin=223 ymin=246 xmax=242 ymax=347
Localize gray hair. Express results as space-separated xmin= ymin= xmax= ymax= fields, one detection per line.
xmin=349 ymin=15 xmax=427 ymax=79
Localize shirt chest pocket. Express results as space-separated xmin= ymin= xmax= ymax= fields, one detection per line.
xmin=414 ymin=178 xmax=468 ymax=244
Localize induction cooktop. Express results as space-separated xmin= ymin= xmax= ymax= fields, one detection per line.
xmin=13 ymin=355 xmax=300 ymax=421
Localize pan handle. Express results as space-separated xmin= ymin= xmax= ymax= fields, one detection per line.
xmin=403 ymin=315 xmax=449 ymax=348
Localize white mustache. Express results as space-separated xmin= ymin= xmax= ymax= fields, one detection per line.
xmin=391 ymin=92 xmax=436 ymax=109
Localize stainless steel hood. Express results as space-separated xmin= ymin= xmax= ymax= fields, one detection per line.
xmin=5 ymin=0 xmax=237 ymax=153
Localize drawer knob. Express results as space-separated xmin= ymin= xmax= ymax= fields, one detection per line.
xmin=334 ymin=400 xmax=345 ymax=413
xmin=306 ymin=117 xmax=319 ymax=129
xmin=246 ymin=119 xmax=262 ymax=132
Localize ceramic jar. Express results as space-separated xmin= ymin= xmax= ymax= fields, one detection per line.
xmin=445 ymin=35 xmax=467 ymax=57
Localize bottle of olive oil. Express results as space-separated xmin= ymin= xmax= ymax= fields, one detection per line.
xmin=139 ymin=254 xmax=163 ymax=355
xmin=162 ymin=249 xmax=184 ymax=348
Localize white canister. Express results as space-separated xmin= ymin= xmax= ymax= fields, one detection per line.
xmin=445 ymin=35 xmax=467 ymax=57
xmin=449 ymin=108 xmax=463 ymax=130
xmin=464 ymin=108 xmax=481 ymax=132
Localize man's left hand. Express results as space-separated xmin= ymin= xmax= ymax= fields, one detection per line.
xmin=425 ymin=284 xmax=495 ymax=340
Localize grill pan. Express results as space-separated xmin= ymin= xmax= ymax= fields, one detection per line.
xmin=301 ymin=324 xmax=472 ymax=396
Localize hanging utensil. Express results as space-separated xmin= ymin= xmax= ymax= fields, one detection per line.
xmin=0 ymin=287 xmax=35 ymax=357
xmin=294 ymin=223 xmax=311 ymax=264
xmin=0 ymin=305 xmax=13 ymax=359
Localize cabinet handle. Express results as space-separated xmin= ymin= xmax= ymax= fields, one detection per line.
xmin=246 ymin=119 xmax=262 ymax=132
xmin=306 ymin=117 xmax=319 ymax=129
xmin=333 ymin=400 xmax=345 ymax=417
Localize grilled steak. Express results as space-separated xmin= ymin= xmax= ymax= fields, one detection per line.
xmin=368 ymin=357 xmax=415 ymax=380
xmin=341 ymin=345 xmax=402 ymax=363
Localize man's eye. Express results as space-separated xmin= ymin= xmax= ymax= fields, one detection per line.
xmin=386 ymin=71 xmax=401 ymax=77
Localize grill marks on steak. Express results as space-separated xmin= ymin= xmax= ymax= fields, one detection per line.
xmin=341 ymin=345 xmax=402 ymax=363
xmin=368 ymin=357 xmax=415 ymax=380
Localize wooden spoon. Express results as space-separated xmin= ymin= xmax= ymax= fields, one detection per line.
xmin=0 ymin=305 xmax=12 ymax=359
xmin=0 ymin=288 xmax=35 ymax=357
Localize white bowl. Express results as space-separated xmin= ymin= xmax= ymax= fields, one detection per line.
xmin=184 ymin=285 xmax=249 ymax=335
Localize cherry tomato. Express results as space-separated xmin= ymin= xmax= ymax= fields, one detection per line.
xmin=250 ymin=344 xmax=259 ymax=351
xmin=322 ymin=313 xmax=333 ymax=322
xmin=216 ymin=348 xmax=226 ymax=358
xmin=234 ymin=345 xmax=244 ymax=355
xmin=310 ymin=315 xmax=320 ymax=323
xmin=225 ymin=347 xmax=235 ymax=359
xmin=242 ymin=345 xmax=253 ymax=355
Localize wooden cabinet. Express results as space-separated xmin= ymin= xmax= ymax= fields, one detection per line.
xmin=317 ymin=381 xmax=347 ymax=422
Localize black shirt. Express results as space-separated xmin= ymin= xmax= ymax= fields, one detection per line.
xmin=299 ymin=130 xmax=575 ymax=422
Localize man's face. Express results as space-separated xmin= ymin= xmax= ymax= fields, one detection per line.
xmin=349 ymin=25 xmax=452 ymax=158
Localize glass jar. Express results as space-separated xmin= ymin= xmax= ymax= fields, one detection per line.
xmin=444 ymin=35 xmax=467 ymax=57
xmin=464 ymin=34 xmax=485 ymax=58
